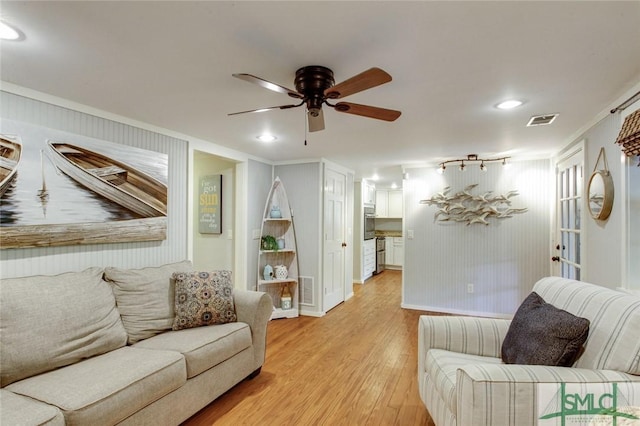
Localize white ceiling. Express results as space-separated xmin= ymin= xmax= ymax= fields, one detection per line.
xmin=1 ymin=1 xmax=639 ymax=188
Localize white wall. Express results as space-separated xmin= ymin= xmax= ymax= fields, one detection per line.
xmin=352 ymin=181 xmax=364 ymax=282
xmin=581 ymin=113 xmax=624 ymax=287
xmin=246 ymin=159 xmax=273 ymax=290
xmin=403 ymin=159 xmax=551 ymax=317
xmin=627 ymin=158 xmax=640 ymax=290
xmin=562 ymin=104 xmax=640 ymax=290
xmin=275 ymin=162 xmax=323 ymax=314
xmin=622 ymin=101 xmax=640 ymax=292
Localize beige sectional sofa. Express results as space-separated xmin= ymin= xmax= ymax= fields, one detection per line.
xmin=418 ymin=276 xmax=640 ymax=426
xmin=0 ymin=261 xmax=272 ymax=426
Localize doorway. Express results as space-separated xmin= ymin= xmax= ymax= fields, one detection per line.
xmin=554 ymin=142 xmax=585 ymax=279
xmin=323 ymin=167 xmax=347 ymax=312
xmin=192 ymin=150 xmax=236 ymax=271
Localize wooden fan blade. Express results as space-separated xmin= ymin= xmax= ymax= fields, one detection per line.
xmin=232 ymin=73 xmax=304 ymax=99
xmin=228 ymin=104 xmax=300 ymax=116
xmin=324 ymin=68 xmax=392 ymax=99
xmin=308 ymin=108 xmax=325 ymax=132
xmin=333 ymin=102 xmax=401 ymax=122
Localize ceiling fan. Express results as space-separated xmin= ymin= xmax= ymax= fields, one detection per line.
xmin=229 ymin=66 xmax=401 ymax=132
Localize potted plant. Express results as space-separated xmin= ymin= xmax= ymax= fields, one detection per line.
xmin=261 ymin=235 xmax=278 ymax=251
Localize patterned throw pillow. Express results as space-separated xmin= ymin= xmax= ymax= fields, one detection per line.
xmin=171 ymin=271 xmax=237 ymax=330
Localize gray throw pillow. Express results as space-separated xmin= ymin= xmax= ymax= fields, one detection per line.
xmin=501 ymin=291 xmax=589 ymax=366
xmin=104 ymin=260 xmax=193 ymax=344
xmin=0 ymin=267 xmax=127 ymax=386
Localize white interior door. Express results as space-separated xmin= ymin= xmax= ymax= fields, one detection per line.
xmin=554 ymin=145 xmax=584 ymax=279
xmin=323 ymin=168 xmax=346 ymax=312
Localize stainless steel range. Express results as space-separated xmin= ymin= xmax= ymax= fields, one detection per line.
xmin=374 ymin=236 xmax=385 ymax=274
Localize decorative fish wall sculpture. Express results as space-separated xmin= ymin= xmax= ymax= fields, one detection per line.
xmin=420 ymin=184 xmax=528 ymax=225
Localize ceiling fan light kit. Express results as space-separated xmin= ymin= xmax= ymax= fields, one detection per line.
xmin=229 ymin=65 xmax=401 ymax=133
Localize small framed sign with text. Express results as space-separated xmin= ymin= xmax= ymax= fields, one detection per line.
xmin=198 ymin=175 xmax=222 ymax=234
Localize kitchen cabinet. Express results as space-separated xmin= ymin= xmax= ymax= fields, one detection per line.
xmin=392 ymin=237 xmax=404 ymax=266
xmin=375 ymin=190 xmax=388 ymax=217
xmin=388 ymin=191 xmax=403 ymax=218
xmin=384 ymin=238 xmax=393 ymax=260
xmin=363 ymin=182 xmax=376 ymax=206
xmin=384 ymin=236 xmax=404 ymax=268
xmin=375 ymin=189 xmax=403 ymax=218
xmin=363 ymin=239 xmax=376 ymax=278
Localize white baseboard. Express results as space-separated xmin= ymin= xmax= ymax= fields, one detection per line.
xmin=300 ymin=309 xmax=325 ymax=317
xmin=384 ymin=265 xmax=402 ymax=270
xmin=401 ymin=303 xmax=512 ymax=319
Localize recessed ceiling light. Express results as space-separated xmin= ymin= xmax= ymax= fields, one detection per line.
xmin=256 ymin=134 xmax=277 ymax=142
xmin=0 ymin=21 xmax=21 ymax=41
xmin=496 ymin=100 xmax=523 ymax=110
xmin=371 ymin=174 xmax=379 ymax=181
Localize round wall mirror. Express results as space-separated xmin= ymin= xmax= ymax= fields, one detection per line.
xmin=587 ymin=170 xmax=614 ymax=220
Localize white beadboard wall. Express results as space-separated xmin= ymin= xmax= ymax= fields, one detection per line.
xmin=403 ymin=159 xmax=551 ymax=317
xmin=0 ymin=91 xmax=188 ymax=278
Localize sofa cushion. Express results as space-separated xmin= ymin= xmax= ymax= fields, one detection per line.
xmin=0 ymin=267 xmax=128 ymax=387
xmin=501 ymin=291 xmax=590 ymax=367
xmin=425 ymin=349 xmax=502 ymax=415
xmin=134 ymin=321 xmax=252 ymax=378
xmin=172 ymin=271 xmax=237 ymax=330
xmin=104 ymin=260 xmax=193 ymax=344
xmin=0 ymin=389 xmax=65 ymax=426
xmin=5 ymin=346 xmax=185 ymax=426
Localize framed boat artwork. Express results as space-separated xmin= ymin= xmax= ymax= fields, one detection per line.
xmin=0 ymin=125 xmax=168 ymax=249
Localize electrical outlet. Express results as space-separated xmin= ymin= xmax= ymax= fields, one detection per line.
xmin=407 ymin=229 xmax=414 ymax=239
xmin=467 ymin=283 xmax=474 ymax=293
xmin=252 ymin=229 xmax=260 ymax=239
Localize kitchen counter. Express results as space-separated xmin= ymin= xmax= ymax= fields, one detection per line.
xmin=375 ymin=231 xmax=402 ymax=238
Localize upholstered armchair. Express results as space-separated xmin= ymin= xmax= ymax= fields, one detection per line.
xmin=418 ymin=277 xmax=640 ymax=426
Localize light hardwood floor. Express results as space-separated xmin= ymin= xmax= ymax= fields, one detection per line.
xmin=183 ymin=270 xmax=437 ymax=426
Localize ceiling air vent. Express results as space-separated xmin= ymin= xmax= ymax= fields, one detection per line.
xmin=527 ymin=114 xmax=558 ymax=127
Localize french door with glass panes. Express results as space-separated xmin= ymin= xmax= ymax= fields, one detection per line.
xmin=554 ymin=145 xmax=584 ymax=279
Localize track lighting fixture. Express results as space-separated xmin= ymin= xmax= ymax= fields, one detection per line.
xmin=437 ymin=154 xmax=510 ymax=173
